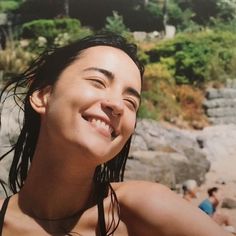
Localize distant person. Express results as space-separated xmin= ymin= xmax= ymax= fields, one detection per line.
xmin=199 ymin=187 xmax=236 ymax=234
xmin=182 ymin=179 xmax=198 ymax=202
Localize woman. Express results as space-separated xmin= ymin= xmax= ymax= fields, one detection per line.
xmin=0 ymin=33 xmax=231 ymax=235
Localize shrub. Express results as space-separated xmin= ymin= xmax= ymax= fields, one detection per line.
xmin=175 ymin=85 xmax=208 ymax=128
xmin=104 ymin=11 xmax=129 ymax=35
xmin=147 ymin=30 xmax=236 ymax=85
xmin=143 ymin=63 xmax=173 ymax=85
xmin=207 ymin=48 xmax=236 ymax=82
xmin=103 ymin=10 xmax=133 ymax=42
xmin=0 ymin=40 xmax=35 ymax=81
xmin=137 ymin=49 xmax=150 ymax=65
xmin=0 ymin=0 xmax=21 ymax=12
xmin=138 ymin=63 xmax=180 ymax=121
xmin=138 ymin=62 xmax=208 ymax=128
xmin=22 ymin=18 xmax=92 ymax=46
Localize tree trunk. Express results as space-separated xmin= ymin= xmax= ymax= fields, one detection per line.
xmin=64 ymin=0 xmax=69 ymax=17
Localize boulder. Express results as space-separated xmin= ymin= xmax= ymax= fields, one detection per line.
xmin=126 ymin=119 xmax=210 ymax=188
xmin=222 ymin=198 xmax=236 ymax=209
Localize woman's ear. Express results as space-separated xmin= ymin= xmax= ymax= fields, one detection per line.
xmin=29 ymin=86 xmax=51 ymax=114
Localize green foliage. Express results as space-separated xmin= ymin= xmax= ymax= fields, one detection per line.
xmin=138 ymin=62 xmax=207 ymax=127
xmin=207 ymin=48 xmax=236 ymax=82
xmin=148 ymin=30 xmax=236 ymax=85
xmin=0 ymin=0 xmax=22 ymax=12
xmin=143 ymin=0 xmax=213 ymax=32
xmin=137 ymin=49 xmax=150 ymax=65
xmin=168 ymin=1 xmax=183 ymax=23
xmin=22 ymin=18 xmax=92 ymax=46
xmin=104 ymin=11 xmax=129 ymax=35
xmin=146 ymin=0 xmax=163 ymax=18
xmin=143 ymin=0 xmax=195 ymax=32
xmin=177 ymin=0 xmax=236 ymax=26
xmin=216 ymin=0 xmax=236 ymax=21
xmin=138 ymin=63 xmax=180 ymax=121
xmin=210 ymin=18 xmax=236 ymax=33
xmin=138 ymin=99 xmax=157 ymax=120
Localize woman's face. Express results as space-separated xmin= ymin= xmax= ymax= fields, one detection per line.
xmin=36 ymin=46 xmax=141 ymax=164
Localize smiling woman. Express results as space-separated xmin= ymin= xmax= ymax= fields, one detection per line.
xmin=0 ymin=33 xmax=232 ymax=236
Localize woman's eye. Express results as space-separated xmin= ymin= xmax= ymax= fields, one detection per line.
xmin=124 ymin=98 xmax=137 ymax=111
xmin=88 ymin=79 xmax=106 ymax=88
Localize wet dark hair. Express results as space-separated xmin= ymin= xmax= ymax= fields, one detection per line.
xmin=207 ymin=187 xmax=218 ymax=197
xmin=0 ymin=32 xmax=144 ymax=235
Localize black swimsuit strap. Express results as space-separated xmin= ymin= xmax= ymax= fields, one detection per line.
xmin=96 ymin=182 xmax=109 ymax=236
xmin=97 ymin=195 xmax=106 ymax=236
xmin=0 ymin=196 xmax=10 ymax=236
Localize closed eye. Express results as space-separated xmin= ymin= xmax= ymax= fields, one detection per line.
xmin=87 ymin=78 xmax=106 ymax=88
xmin=124 ymin=98 xmax=138 ymax=111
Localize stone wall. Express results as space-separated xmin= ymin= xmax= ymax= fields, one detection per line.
xmin=203 ymin=80 xmax=236 ymax=125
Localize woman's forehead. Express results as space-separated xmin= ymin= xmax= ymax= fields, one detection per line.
xmin=74 ymin=46 xmax=141 ymax=86
xmin=56 ymin=45 xmax=142 ymax=93
xmin=78 ymin=45 xmax=138 ymax=69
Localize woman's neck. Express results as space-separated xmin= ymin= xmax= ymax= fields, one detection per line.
xmin=18 ymin=144 xmax=97 ymax=221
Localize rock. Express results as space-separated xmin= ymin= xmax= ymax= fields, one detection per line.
xmin=0 ymin=95 xmax=22 ymax=196
xmin=126 ymin=119 xmax=210 ymax=188
xmin=196 ymin=124 xmax=236 ymax=162
xmin=222 ymin=198 xmax=236 ymax=209
xmin=125 ymin=151 xmax=177 ymax=189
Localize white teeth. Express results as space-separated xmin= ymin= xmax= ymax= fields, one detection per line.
xmin=89 ymin=118 xmax=114 ymax=135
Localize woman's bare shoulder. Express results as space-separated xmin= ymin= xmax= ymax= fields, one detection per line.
xmin=112 ymin=181 xmax=178 ymax=225
xmin=112 ymin=181 xmax=179 ymax=213
xmin=111 ymin=181 xmax=231 ymax=236
xmin=112 ymin=180 xmax=174 ymax=203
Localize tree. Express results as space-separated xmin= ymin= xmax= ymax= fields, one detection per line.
xmin=216 ymin=0 xmax=236 ymax=20
xmin=64 ymin=0 xmax=69 ymax=17
xmin=15 ymin=0 xmax=65 ymax=22
xmin=177 ymin=0 xmax=236 ymax=25
xmin=104 ymin=11 xmax=129 ymax=34
xmin=0 ymin=0 xmax=23 ymax=12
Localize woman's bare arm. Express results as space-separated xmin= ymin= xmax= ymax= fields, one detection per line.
xmin=117 ymin=181 xmax=232 ymax=236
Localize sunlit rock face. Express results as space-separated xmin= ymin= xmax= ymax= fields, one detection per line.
xmin=127 ymin=119 xmax=236 ymax=189
xmin=126 ymin=119 xmax=210 ymax=189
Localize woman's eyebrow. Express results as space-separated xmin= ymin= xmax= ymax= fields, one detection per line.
xmin=83 ymin=67 xmax=114 ymax=80
xmin=126 ymin=87 xmax=141 ymax=103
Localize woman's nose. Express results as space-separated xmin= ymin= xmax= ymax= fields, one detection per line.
xmin=101 ymin=99 xmax=124 ymax=116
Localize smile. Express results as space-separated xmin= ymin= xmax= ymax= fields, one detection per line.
xmin=85 ymin=116 xmax=117 ymax=138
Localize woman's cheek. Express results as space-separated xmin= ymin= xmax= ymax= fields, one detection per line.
xmin=125 ymin=114 xmax=136 ymax=137
xmin=67 ymin=88 xmax=102 ymax=109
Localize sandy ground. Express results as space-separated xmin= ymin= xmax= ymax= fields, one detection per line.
xmin=191 ymin=159 xmax=236 ymax=233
